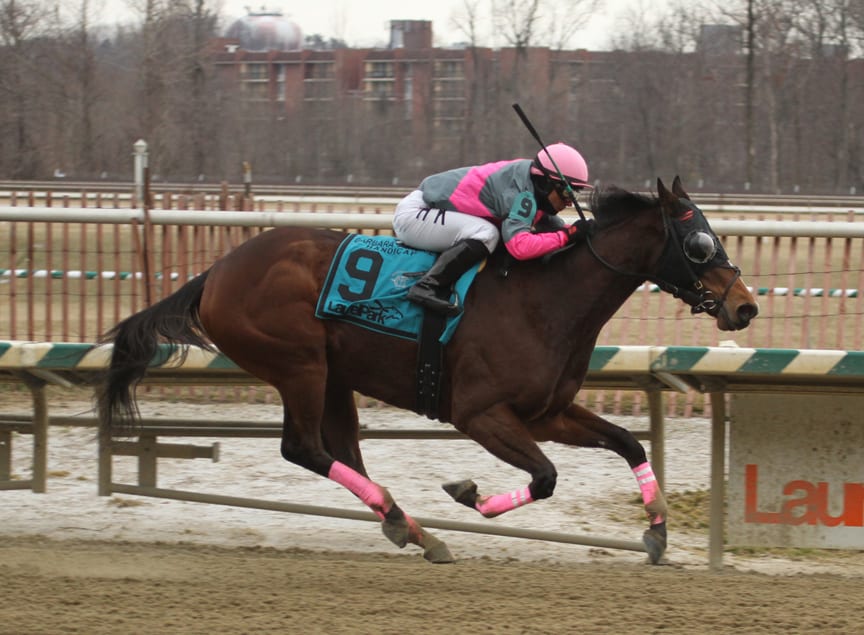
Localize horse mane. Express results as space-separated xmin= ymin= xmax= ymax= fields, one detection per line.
xmin=589 ymin=186 xmax=659 ymax=230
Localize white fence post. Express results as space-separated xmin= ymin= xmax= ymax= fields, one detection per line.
xmin=133 ymin=139 xmax=148 ymax=204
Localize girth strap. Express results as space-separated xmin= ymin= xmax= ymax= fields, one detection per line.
xmin=416 ymin=310 xmax=446 ymax=420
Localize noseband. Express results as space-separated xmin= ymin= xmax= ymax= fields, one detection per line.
xmin=585 ymin=205 xmax=741 ymax=317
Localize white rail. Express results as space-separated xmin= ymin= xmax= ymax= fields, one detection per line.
xmin=3 ymin=206 xmax=864 ymax=237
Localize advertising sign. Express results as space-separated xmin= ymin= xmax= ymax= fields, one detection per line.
xmin=728 ymin=393 xmax=864 ymax=549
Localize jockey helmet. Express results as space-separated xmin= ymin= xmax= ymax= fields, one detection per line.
xmin=530 ymin=143 xmax=592 ymax=190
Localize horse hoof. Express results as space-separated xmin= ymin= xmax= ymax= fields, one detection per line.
xmin=642 ymin=522 xmax=667 ymax=565
xmin=442 ymin=479 xmax=478 ymax=509
xmin=381 ymin=517 xmax=409 ymax=548
xmin=422 ymin=535 xmax=456 ymax=564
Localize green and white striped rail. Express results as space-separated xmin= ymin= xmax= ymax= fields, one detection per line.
xmin=0 ymin=340 xmax=238 ymax=371
xmin=0 ymin=268 xmax=182 ymax=281
xmin=587 ymin=344 xmax=864 ymax=375
xmin=0 ymin=340 xmax=245 ymax=389
xmin=650 ymin=346 xmax=864 ymax=376
xmin=589 ymin=344 xmax=864 ymax=393
xmin=3 ymin=341 xmax=864 ymax=391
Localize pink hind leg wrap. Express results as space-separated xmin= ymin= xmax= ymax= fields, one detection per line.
xmin=633 ymin=462 xmax=664 ymax=525
xmin=475 ymin=487 xmax=534 ymax=518
xmin=328 ymin=461 xmax=390 ymax=520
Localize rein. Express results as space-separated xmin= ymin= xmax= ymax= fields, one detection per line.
xmin=584 ymin=205 xmax=740 ymax=317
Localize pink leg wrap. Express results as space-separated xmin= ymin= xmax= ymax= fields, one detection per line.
xmin=328 ymin=461 xmax=390 ymax=519
xmin=475 ymin=487 xmax=534 ymax=518
xmin=633 ymin=462 xmax=658 ymax=504
xmin=633 ymin=462 xmax=664 ymax=525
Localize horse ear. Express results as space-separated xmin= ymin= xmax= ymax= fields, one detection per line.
xmin=657 ymin=177 xmax=675 ymax=205
xmin=671 ymin=175 xmax=689 ymax=199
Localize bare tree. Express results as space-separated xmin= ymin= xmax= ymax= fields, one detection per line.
xmin=655 ymin=0 xmax=709 ymax=53
xmin=65 ymin=0 xmax=98 ymax=174
xmin=492 ymin=0 xmax=541 ymax=49
xmin=544 ymin=0 xmax=603 ymax=51
xmin=789 ymin=0 xmax=860 ymax=189
xmin=714 ymin=0 xmax=798 ymax=191
xmin=450 ymin=0 xmax=483 ymax=46
xmin=0 ymin=0 xmax=46 ymax=177
xmin=1 ymin=0 xmax=862 ymax=193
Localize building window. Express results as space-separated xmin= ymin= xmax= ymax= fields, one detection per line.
xmin=433 ymin=79 xmax=464 ymax=99
xmin=365 ymin=61 xmax=395 ymax=78
xmin=305 ymin=62 xmax=334 ymax=80
xmin=243 ymin=63 xmax=269 ymax=81
xmin=364 ymin=80 xmax=395 ymax=100
xmin=434 ymin=60 xmax=463 ymax=78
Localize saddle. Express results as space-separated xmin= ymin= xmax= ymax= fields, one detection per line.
xmin=315 ymin=234 xmax=482 ymax=418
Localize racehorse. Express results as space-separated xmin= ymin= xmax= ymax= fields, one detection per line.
xmin=98 ymin=177 xmax=758 ymax=564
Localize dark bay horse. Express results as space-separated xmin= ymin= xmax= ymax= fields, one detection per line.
xmin=98 ymin=177 xmax=758 ymax=564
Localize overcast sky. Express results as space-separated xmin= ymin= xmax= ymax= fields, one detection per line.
xmin=97 ymin=0 xmax=672 ymax=51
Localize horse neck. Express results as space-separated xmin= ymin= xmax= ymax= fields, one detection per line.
xmin=558 ymin=212 xmax=665 ymax=340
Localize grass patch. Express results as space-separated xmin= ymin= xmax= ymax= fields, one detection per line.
xmin=622 ymin=488 xmax=716 ymax=532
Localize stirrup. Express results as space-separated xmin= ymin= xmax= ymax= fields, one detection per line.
xmin=406 ymin=285 xmax=460 ymax=316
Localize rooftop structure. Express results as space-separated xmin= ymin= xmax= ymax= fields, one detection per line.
xmin=225 ymin=8 xmax=303 ymax=52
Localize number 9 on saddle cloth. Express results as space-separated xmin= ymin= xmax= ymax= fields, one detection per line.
xmin=315 ymin=234 xmax=482 ymax=344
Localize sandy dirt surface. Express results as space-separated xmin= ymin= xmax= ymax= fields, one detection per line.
xmin=3 ymin=395 xmax=864 ymax=634
xmin=4 ymin=536 xmax=864 ymax=635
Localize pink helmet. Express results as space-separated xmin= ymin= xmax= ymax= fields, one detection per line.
xmin=530 ymin=142 xmax=591 ymax=189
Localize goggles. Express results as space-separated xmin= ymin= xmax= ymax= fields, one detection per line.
xmin=552 ymin=180 xmax=582 ymax=204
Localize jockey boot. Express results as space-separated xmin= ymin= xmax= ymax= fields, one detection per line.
xmin=407 ymin=239 xmax=488 ymax=316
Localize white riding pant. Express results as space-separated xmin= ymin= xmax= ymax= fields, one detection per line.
xmin=393 ymin=190 xmax=499 ymax=253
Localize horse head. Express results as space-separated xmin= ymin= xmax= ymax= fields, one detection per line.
xmin=654 ymin=176 xmax=758 ymax=331
xmin=587 ymin=177 xmax=758 ymax=332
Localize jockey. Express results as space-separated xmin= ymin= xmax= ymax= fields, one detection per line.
xmin=393 ymin=142 xmax=596 ymax=315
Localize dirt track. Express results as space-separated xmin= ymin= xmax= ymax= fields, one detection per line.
xmin=2 ymin=536 xmax=863 ymax=635
xmin=3 ymin=399 xmax=864 ymax=634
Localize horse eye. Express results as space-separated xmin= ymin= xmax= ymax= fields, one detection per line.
xmin=683 ymin=231 xmax=717 ymax=264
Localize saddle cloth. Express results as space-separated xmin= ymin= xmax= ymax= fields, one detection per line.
xmin=315 ymin=235 xmax=481 ymax=344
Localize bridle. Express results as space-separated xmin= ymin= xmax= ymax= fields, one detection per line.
xmin=583 ymin=199 xmax=741 ymax=317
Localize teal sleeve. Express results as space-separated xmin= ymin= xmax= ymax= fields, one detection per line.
xmin=507 ymin=191 xmax=538 ymax=225
xmin=503 ymin=191 xmax=539 ymax=244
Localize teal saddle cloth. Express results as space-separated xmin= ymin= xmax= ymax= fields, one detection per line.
xmin=315 ymin=235 xmax=481 ymax=344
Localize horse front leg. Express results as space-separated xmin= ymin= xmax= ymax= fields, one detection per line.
xmin=535 ymin=403 xmax=668 ymax=564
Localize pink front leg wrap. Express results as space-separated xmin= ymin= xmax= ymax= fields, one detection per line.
xmin=633 ymin=462 xmax=664 ymax=525
xmin=328 ymin=461 xmax=390 ymax=519
xmin=475 ymin=487 xmax=534 ymax=518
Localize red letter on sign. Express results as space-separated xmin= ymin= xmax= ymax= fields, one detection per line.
xmin=841 ymin=483 xmax=864 ymax=527
xmin=782 ymin=480 xmax=820 ymax=525
xmin=744 ymin=464 xmax=783 ymax=524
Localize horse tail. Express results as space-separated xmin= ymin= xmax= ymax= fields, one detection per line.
xmin=97 ymin=270 xmax=213 ymax=435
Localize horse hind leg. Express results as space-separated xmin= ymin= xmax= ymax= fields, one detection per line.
xmin=326 ymin=461 xmax=453 ymax=563
xmin=294 ymin=380 xmax=454 ymax=564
